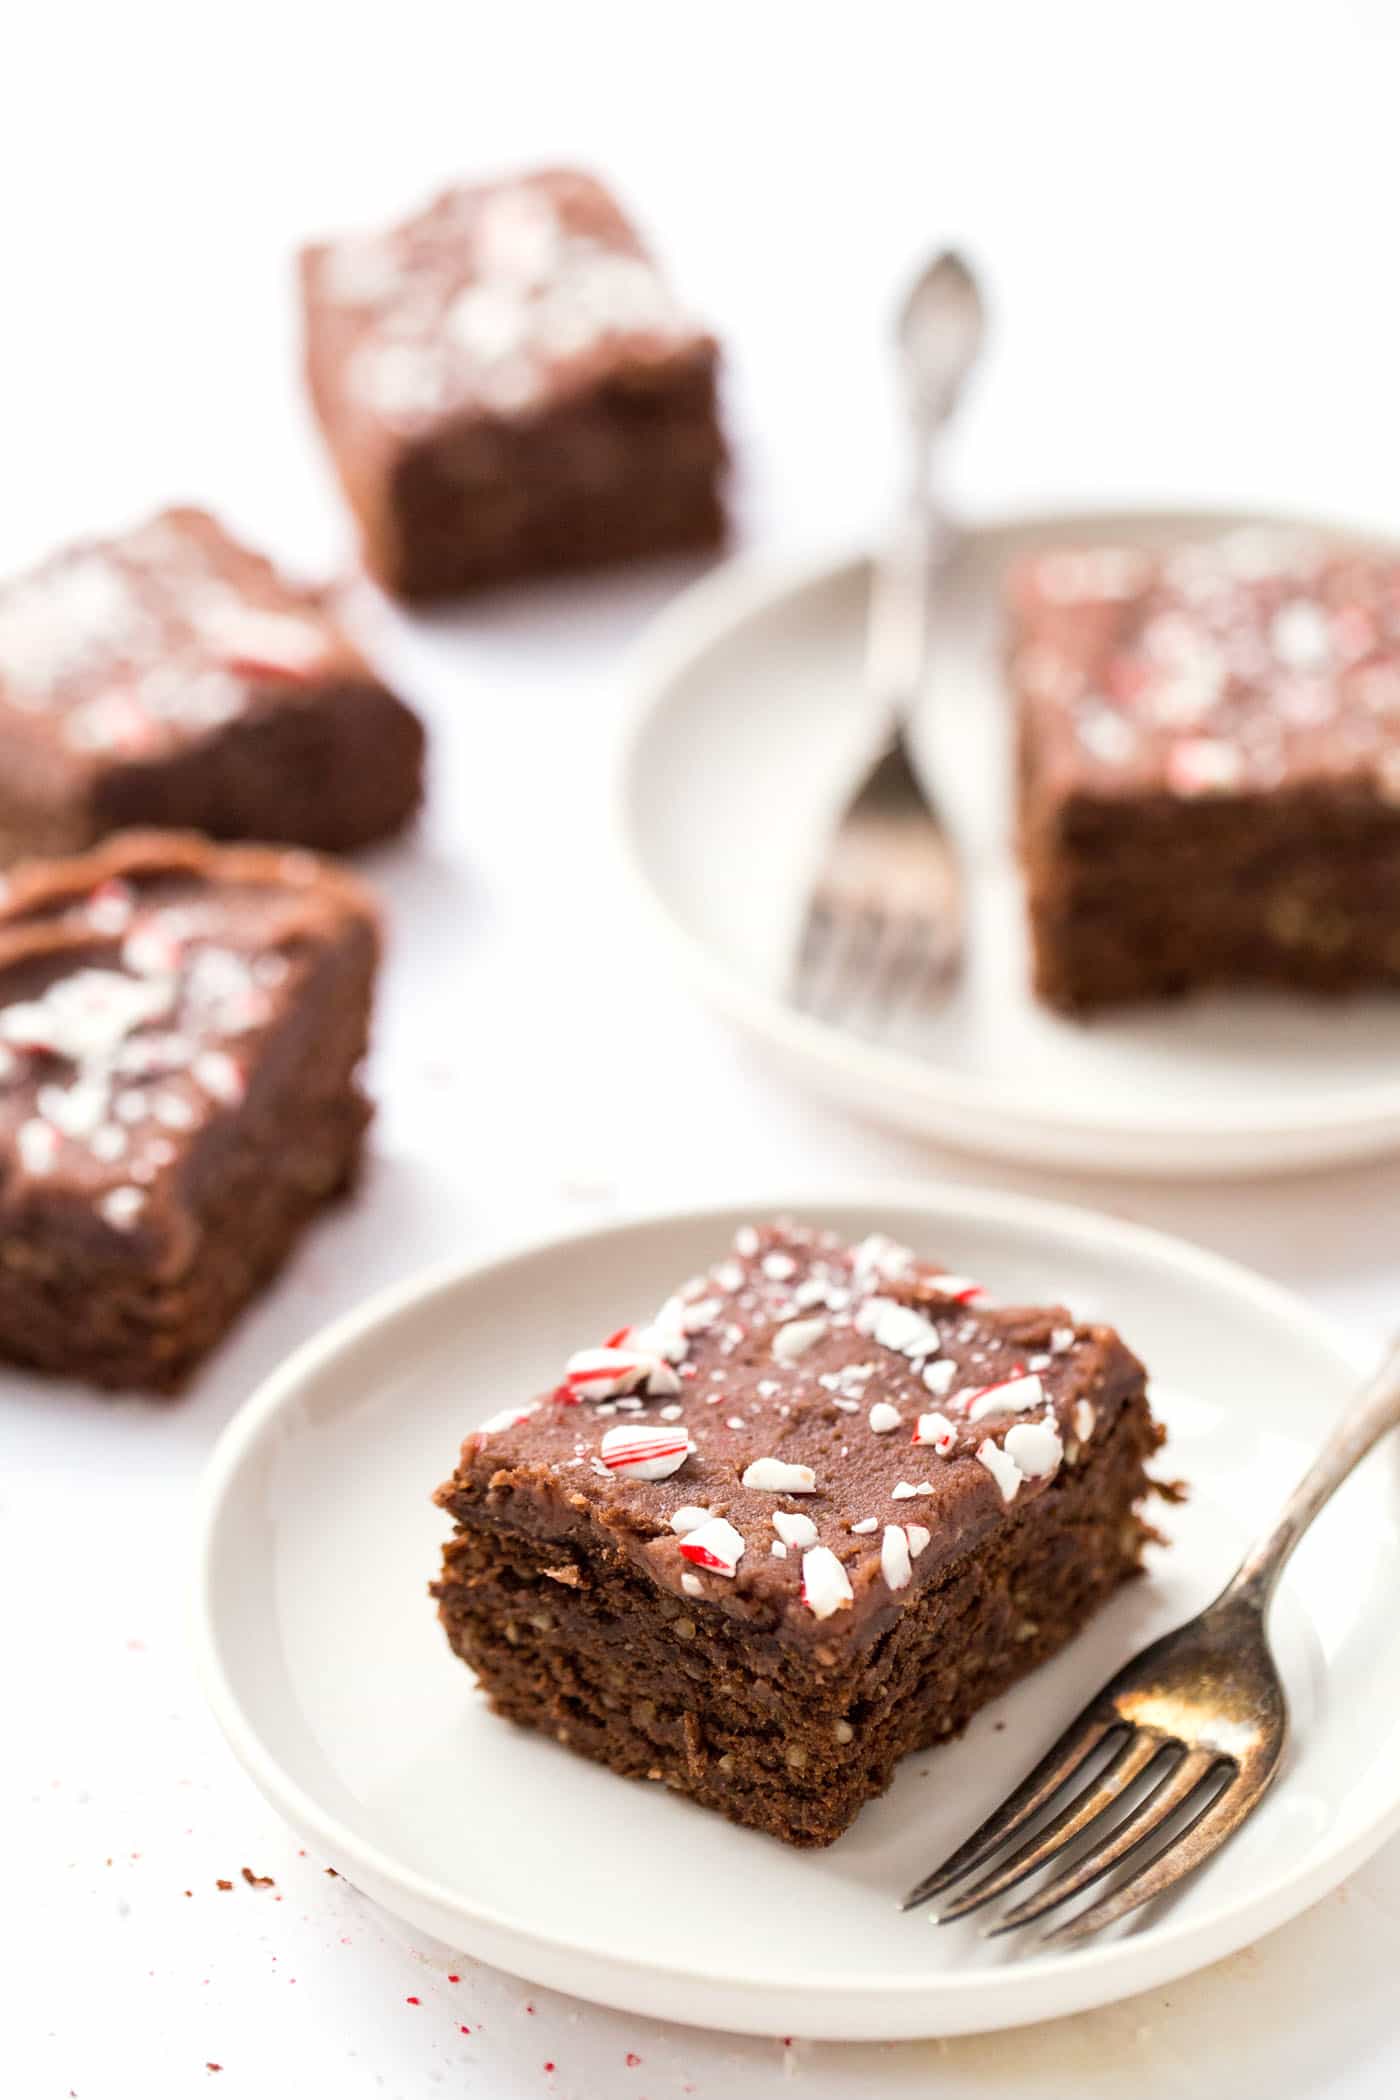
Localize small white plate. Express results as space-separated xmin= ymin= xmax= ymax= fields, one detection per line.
xmin=617 ymin=510 xmax=1400 ymax=1176
xmin=193 ymin=1189 xmax=1400 ymax=2041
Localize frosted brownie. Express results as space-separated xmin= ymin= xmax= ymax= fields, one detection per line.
xmin=0 ymin=832 xmax=378 ymax=1391
xmin=0 ymin=507 xmax=424 ymax=866
xmin=432 ymin=1221 xmax=1163 ymax=1846
xmin=300 ymin=168 xmax=726 ymax=600
xmin=1013 ymin=528 xmax=1400 ymax=1011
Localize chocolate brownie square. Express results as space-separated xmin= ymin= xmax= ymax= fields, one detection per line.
xmin=0 ymin=508 xmax=424 ymax=866
xmin=1012 ymin=528 xmax=1400 ymax=1011
xmin=432 ymin=1221 xmax=1163 ymax=1847
xmin=300 ymin=168 xmax=726 ymax=600
xmin=0 ymin=832 xmax=379 ymax=1392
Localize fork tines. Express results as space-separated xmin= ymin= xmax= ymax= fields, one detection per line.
xmin=903 ymin=1707 xmax=1240 ymax=1945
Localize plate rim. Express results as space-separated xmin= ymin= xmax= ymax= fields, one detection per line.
xmin=191 ymin=1183 xmax=1400 ymax=2037
xmin=613 ymin=503 xmax=1400 ymax=1153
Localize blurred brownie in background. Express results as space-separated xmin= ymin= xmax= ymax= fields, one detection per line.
xmin=0 ymin=832 xmax=379 ymax=1392
xmin=299 ymin=169 xmax=726 ymax=600
xmin=0 ymin=509 xmax=424 ymax=866
xmin=1012 ymin=528 xmax=1400 ymax=1012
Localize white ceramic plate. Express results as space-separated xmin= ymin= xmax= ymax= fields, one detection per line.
xmin=617 ymin=510 xmax=1400 ymax=1176
xmin=193 ymin=1188 xmax=1400 ymax=2041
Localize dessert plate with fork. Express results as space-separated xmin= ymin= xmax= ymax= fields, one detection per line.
xmin=193 ymin=1187 xmax=1400 ymax=2038
xmin=617 ymin=502 xmax=1400 ymax=1177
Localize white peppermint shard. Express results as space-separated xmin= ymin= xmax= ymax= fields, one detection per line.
xmin=855 ymin=1296 xmax=942 ymax=1360
xmin=880 ymin=1524 xmax=913 ymax=1592
xmin=976 ymin=1438 xmax=1023 ymax=1503
xmin=771 ymin=1316 xmax=828 ymax=1364
xmin=1004 ymin=1416 xmax=1063 ymax=1480
xmin=742 ymin=1457 xmax=817 ymax=1494
xmin=802 ymin=1545 xmax=854 ymax=1619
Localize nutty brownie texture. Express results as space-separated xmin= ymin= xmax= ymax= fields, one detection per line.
xmin=433 ymin=1221 xmax=1163 ymax=1845
xmin=0 ymin=507 xmax=424 ymax=866
xmin=300 ymin=168 xmax=726 ymax=601
xmin=0 ymin=831 xmax=379 ymax=1392
xmin=1013 ymin=528 xmax=1400 ymax=1011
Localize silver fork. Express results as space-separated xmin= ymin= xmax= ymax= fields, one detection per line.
xmin=904 ymin=1336 xmax=1400 ymax=1945
xmin=791 ymin=251 xmax=985 ymax=1028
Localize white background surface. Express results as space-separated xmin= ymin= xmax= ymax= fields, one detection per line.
xmin=5 ymin=2 xmax=1400 ymax=2094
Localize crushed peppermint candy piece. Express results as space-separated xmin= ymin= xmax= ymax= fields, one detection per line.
xmin=772 ymin=1510 xmax=818 ymax=1548
xmin=801 ymin=1546 xmax=854 ymax=1619
xmin=912 ymin=1411 xmax=957 ymax=1455
xmin=880 ymin=1524 xmax=913 ymax=1592
xmin=564 ymin=1345 xmax=680 ymax=1402
xmin=1050 ymin=1327 xmax=1076 ymax=1353
xmin=976 ymin=1438 xmax=1023 ymax=1503
xmin=599 ymin=1425 xmax=691 ymax=1480
xmin=734 ymin=1225 xmax=760 ymax=1256
xmin=921 ymin=1358 xmax=956 ymax=1397
xmin=770 ymin=1540 xmax=788 ymax=1558
xmin=761 ymin=1251 xmax=797 ymax=1281
xmin=855 ymin=1296 xmax=941 ymax=1359
xmin=741 ymin=1457 xmax=817 ymax=1494
xmin=17 ymin=1119 xmax=58 ymax=1174
xmin=668 ymin=1505 xmax=713 ymax=1535
xmin=867 ymin=1402 xmax=902 ymax=1434
xmin=1072 ymin=1400 xmax=1097 ymax=1442
xmin=906 ymin=1524 xmax=932 ymax=1558
xmin=850 ymin=1517 xmax=878 ymax=1535
xmin=771 ymin=1316 xmax=828 ymax=1364
xmin=1166 ymin=736 xmax=1243 ymax=796
xmin=680 ymin=1572 xmax=704 ymax=1597
xmin=97 ymin=1185 xmax=146 ymax=1230
xmin=678 ymin=1516 xmax=745 ymax=1577
xmin=1004 ymin=1417 xmax=1064 ymax=1480
xmin=891 ymin=1480 xmax=935 ymax=1500
xmin=962 ymin=1372 xmax=1045 ymax=1423
xmin=850 ymin=1233 xmax=914 ymax=1281
xmin=928 ymin=1273 xmax=983 ymax=1304
xmin=476 ymin=1403 xmax=540 ymax=1435
xmin=192 ymin=1048 xmax=244 ymax=1103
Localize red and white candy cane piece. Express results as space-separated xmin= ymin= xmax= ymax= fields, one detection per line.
xmin=912 ymin=1410 xmax=957 ymax=1454
xmin=475 ymin=1402 xmax=540 ymax=1436
xmin=929 ymin=1273 xmax=984 ymax=1304
xmin=598 ymin=1425 xmax=691 ymax=1480
xmin=564 ymin=1345 xmax=681 ymax=1402
xmin=677 ymin=1515 xmax=745 ymax=1577
xmin=801 ymin=1545 xmax=854 ymax=1619
xmin=962 ymin=1371 xmax=1043 ymax=1423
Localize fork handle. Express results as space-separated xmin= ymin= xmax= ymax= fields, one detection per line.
xmin=864 ymin=427 xmax=950 ymax=724
xmin=1222 ymin=1335 xmax=1400 ymax=1611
